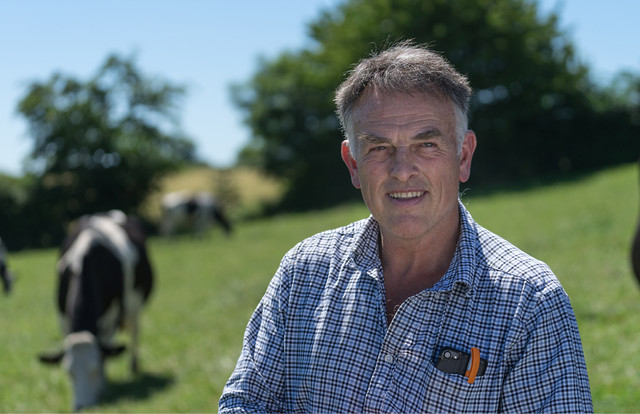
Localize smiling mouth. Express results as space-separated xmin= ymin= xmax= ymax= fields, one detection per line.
xmin=388 ymin=191 xmax=426 ymax=199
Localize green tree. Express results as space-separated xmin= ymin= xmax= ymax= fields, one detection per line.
xmin=17 ymin=54 xmax=194 ymax=244
xmin=233 ymin=0 xmax=639 ymax=210
xmin=232 ymin=51 xmax=345 ymax=210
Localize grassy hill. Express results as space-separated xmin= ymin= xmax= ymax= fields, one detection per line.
xmin=0 ymin=162 xmax=638 ymax=412
xmin=140 ymin=165 xmax=284 ymax=222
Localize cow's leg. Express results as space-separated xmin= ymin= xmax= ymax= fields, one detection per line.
xmin=213 ymin=206 xmax=233 ymax=236
xmin=125 ymin=289 xmax=145 ymax=375
xmin=123 ymin=264 xmax=144 ymax=375
xmin=160 ymin=210 xmax=175 ymax=237
xmin=194 ymin=211 xmax=209 ymax=237
xmin=130 ymin=317 xmax=139 ymax=374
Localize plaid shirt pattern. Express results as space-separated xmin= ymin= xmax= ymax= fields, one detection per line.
xmin=219 ymin=202 xmax=593 ymax=413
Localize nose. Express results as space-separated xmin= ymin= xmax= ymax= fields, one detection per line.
xmin=389 ymin=146 xmax=418 ymax=182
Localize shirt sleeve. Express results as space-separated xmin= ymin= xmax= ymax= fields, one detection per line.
xmin=218 ymin=254 xmax=291 ymax=413
xmin=500 ymin=286 xmax=593 ymax=413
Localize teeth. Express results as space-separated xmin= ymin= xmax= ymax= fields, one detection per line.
xmin=389 ymin=191 xmax=424 ymax=199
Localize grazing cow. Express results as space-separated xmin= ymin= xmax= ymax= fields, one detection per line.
xmin=160 ymin=190 xmax=232 ymax=237
xmin=633 ymin=159 xmax=640 ymax=286
xmin=1 ymin=237 xmax=14 ymax=294
xmin=38 ymin=210 xmax=153 ymax=411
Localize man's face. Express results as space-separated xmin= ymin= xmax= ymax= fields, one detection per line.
xmin=341 ymin=88 xmax=476 ymax=243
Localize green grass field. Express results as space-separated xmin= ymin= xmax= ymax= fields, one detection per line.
xmin=1 ymin=163 xmax=638 ymax=412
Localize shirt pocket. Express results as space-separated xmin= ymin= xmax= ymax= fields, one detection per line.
xmin=418 ymin=359 xmax=499 ymax=412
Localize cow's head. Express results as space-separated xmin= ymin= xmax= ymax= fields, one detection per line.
xmin=38 ymin=331 xmax=126 ymax=411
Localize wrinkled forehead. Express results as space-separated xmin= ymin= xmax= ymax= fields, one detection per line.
xmin=356 ymin=85 xmax=451 ymax=110
xmin=347 ymin=86 xmax=450 ymax=125
xmin=349 ymin=87 xmax=454 ymax=134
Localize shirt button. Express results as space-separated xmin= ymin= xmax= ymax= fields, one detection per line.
xmin=384 ymin=354 xmax=394 ymax=363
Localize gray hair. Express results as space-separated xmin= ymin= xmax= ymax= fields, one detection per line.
xmin=334 ymin=41 xmax=472 ymax=155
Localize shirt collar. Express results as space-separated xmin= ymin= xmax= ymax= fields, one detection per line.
xmin=350 ymin=216 xmax=382 ymax=272
xmin=348 ymin=199 xmax=478 ymax=294
xmin=431 ymin=200 xmax=477 ymax=295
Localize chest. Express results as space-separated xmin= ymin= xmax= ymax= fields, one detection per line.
xmin=284 ymin=273 xmax=515 ymax=413
xmin=383 ymin=274 xmax=441 ymax=324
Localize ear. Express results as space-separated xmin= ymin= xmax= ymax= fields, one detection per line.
xmin=101 ymin=343 xmax=127 ymax=358
xmin=38 ymin=350 xmax=64 ymax=365
xmin=341 ymin=140 xmax=361 ymax=189
xmin=459 ymin=130 xmax=477 ymax=183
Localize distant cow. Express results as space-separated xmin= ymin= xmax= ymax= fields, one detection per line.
xmin=1 ymin=237 xmax=14 ymax=294
xmin=160 ymin=190 xmax=232 ymax=237
xmin=38 ymin=210 xmax=153 ymax=411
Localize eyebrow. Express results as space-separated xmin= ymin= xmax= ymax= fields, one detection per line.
xmin=356 ymin=133 xmax=388 ymax=145
xmin=356 ymin=128 xmax=443 ymax=145
xmin=413 ymin=129 xmax=442 ymax=140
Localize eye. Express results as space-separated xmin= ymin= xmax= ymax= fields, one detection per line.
xmin=416 ymin=142 xmax=438 ymax=152
xmin=366 ymin=145 xmax=388 ymax=153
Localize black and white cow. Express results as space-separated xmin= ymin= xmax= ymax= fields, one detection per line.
xmin=159 ymin=190 xmax=232 ymax=237
xmin=1 ymin=237 xmax=14 ymax=295
xmin=38 ymin=210 xmax=153 ymax=411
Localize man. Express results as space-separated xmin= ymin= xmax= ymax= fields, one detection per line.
xmin=219 ymin=42 xmax=592 ymax=413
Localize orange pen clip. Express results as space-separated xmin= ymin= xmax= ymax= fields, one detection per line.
xmin=464 ymin=347 xmax=480 ymax=384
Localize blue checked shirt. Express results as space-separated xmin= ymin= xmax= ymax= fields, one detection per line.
xmin=219 ymin=202 xmax=593 ymax=413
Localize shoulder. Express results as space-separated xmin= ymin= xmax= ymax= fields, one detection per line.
xmin=475 ymin=224 xmax=558 ymax=288
xmin=462 ymin=221 xmax=582 ymax=357
xmin=459 ymin=203 xmax=559 ymax=293
xmin=270 ymin=217 xmax=374 ymax=291
xmin=459 ymin=203 xmax=566 ymax=306
xmin=470 ymin=223 xmax=572 ymax=325
xmin=265 ymin=218 xmax=372 ymax=306
xmin=284 ymin=217 xmax=370 ymax=263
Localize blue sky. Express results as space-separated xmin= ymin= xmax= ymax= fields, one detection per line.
xmin=1 ymin=0 xmax=638 ymax=176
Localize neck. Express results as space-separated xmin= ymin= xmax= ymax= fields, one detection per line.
xmin=379 ymin=212 xmax=461 ymax=324
xmin=380 ymin=222 xmax=459 ymax=285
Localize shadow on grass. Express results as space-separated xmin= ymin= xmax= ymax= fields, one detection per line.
xmin=100 ymin=371 xmax=175 ymax=405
